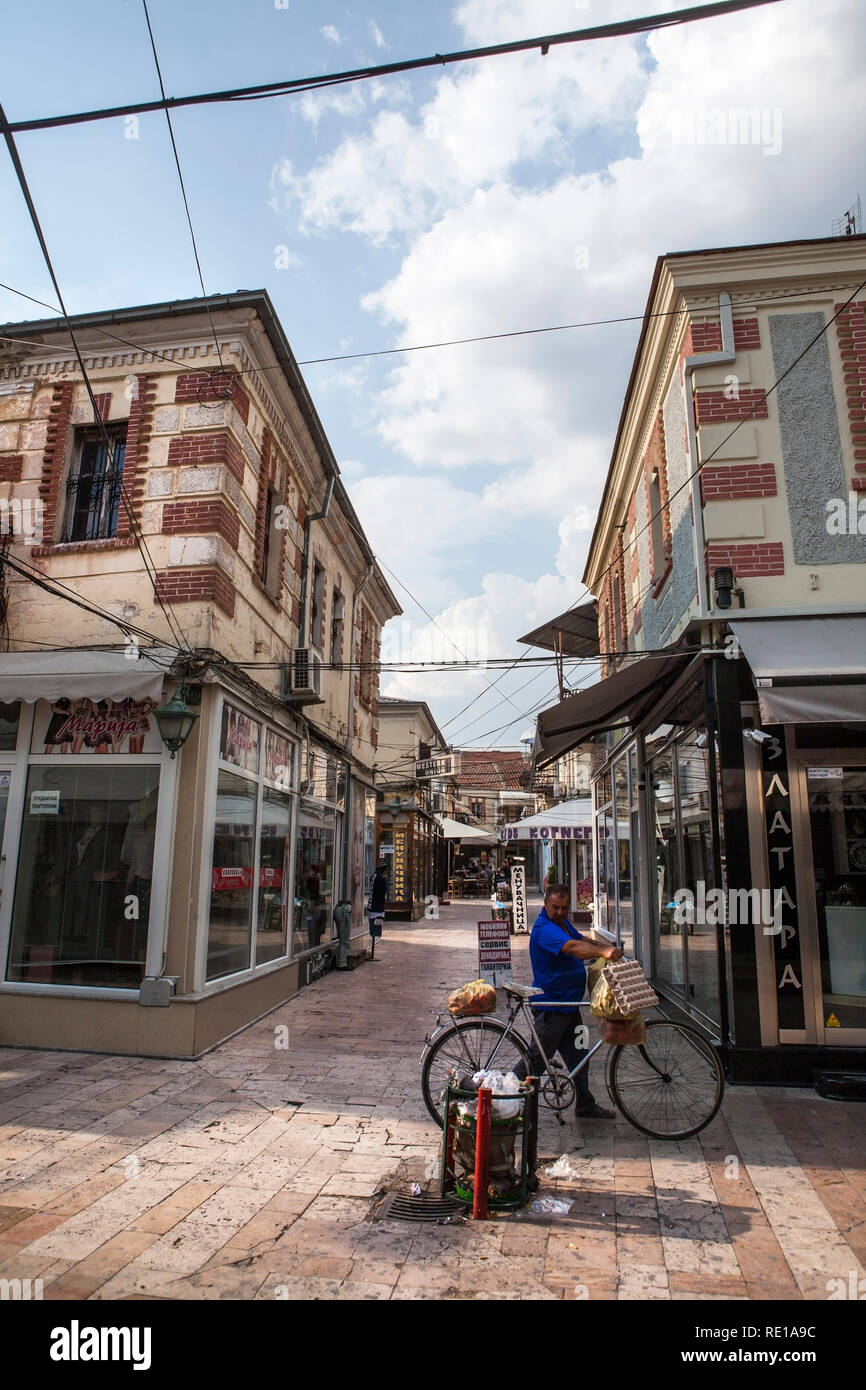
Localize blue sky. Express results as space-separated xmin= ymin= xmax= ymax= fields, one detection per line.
xmin=1 ymin=0 xmax=864 ymax=748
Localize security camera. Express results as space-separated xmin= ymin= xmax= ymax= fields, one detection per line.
xmin=743 ymin=728 xmax=772 ymax=744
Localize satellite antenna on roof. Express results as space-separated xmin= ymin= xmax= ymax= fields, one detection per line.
xmin=831 ymin=195 xmax=862 ymax=237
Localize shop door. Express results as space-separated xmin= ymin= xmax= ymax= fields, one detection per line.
xmin=793 ymin=758 xmax=866 ymax=1044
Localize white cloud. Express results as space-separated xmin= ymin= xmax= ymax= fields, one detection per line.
xmin=279 ymin=0 xmax=866 ymax=736
xmin=369 ymin=20 xmax=387 ymax=49
xmin=321 ymin=24 xmax=341 ymax=44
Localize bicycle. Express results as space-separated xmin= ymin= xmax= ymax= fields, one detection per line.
xmin=420 ymin=981 xmax=725 ymax=1140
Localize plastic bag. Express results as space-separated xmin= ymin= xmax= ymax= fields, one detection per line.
xmin=529 ymin=1196 xmax=573 ymax=1216
xmin=447 ymin=978 xmax=497 ymax=1016
xmin=586 ymin=956 xmax=607 ymax=998
xmin=472 ymin=1069 xmax=521 ymax=1119
xmin=590 ymin=973 xmax=645 ymax=1044
xmin=596 ymin=1014 xmax=646 ymax=1046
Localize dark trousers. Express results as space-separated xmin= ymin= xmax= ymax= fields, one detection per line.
xmin=514 ymin=1008 xmax=595 ymax=1112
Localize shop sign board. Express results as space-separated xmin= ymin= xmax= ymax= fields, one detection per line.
xmin=35 ymin=697 xmax=159 ymax=754
xmin=221 ymin=703 xmax=261 ymax=774
xmin=511 ymin=860 xmax=528 ymax=934
xmin=477 ymin=919 xmax=512 ymax=985
xmin=500 ymin=823 xmax=591 ymax=841
xmin=265 ymin=730 xmax=293 ymax=789
xmin=30 ymin=789 xmax=60 ymax=815
xmin=392 ymin=826 xmax=408 ymax=901
xmin=414 ymin=752 xmax=460 ymax=779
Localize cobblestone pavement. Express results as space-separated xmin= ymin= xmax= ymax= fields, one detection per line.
xmin=1 ymin=899 xmax=864 ymax=1302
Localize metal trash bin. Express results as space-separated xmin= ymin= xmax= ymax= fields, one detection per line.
xmin=440 ymin=1078 xmax=539 ymax=1213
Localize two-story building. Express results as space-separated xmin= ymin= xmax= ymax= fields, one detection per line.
xmin=0 ymin=290 xmax=399 ymax=1057
xmin=533 ymin=235 xmax=866 ymax=1083
xmin=372 ymin=697 xmax=450 ymax=918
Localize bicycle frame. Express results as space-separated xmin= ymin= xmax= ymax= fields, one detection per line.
xmin=425 ymin=996 xmax=607 ymax=1086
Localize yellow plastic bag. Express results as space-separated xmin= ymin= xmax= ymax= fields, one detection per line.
xmin=447 ymin=978 xmax=497 ymax=1016
xmin=590 ymin=972 xmax=645 ymax=1044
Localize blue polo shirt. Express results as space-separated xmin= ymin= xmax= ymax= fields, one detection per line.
xmin=529 ymin=906 xmax=587 ymax=1011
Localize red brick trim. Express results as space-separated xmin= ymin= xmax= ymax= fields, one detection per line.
xmin=0 ymin=454 xmax=24 ymax=482
xmin=695 ymin=388 xmax=768 ymax=425
xmin=700 ymin=462 xmax=777 ymax=502
xmin=706 ymin=542 xmax=784 ymax=577
xmin=116 ymin=373 xmax=156 ymax=540
xmin=162 ymin=498 xmax=240 ymax=550
xmin=689 ymin=317 xmax=761 ymax=353
xmin=154 ymin=566 xmax=235 ymax=617
xmin=174 ymin=369 xmax=250 ymax=426
xmin=834 ymin=300 xmax=866 ymax=485
xmin=167 ymin=431 xmax=245 ymax=485
xmin=38 ymin=380 xmax=75 ymax=543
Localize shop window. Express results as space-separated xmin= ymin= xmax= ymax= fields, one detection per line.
xmin=293 ymin=798 xmax=335 ymax=954
xmin=256 ymin=786 xmax=292 ymax=965
xmin=207 ymin=770 xmax=256 ymax=981
xmin=0 ymin=702 xmax=19 ymax=751
xmin=6 ymin=765 xmax=160 ymax=988
xmin=61 ymin=424 xmax=127 ymax=543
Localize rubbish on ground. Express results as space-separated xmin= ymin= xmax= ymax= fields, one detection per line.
xmin=542 ymin=1154 xmax=581 ymax=1180
xmin=411 ymin=1182 xmax=422 ymax=1196
xmin=529 ymin=1195 xmax=574 ymax=1216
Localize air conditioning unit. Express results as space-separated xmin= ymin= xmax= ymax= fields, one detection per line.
xmin=281 ymin=647 xmax=324 ymax=704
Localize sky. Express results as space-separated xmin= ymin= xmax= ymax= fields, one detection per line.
xmin=1 ymin=0 xmax=864 ymax=749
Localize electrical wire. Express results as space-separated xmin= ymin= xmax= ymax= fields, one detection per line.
xmin=4 ymin=2 xmax=785 ymax=136
xmin=140 ymin=0 xmax=225 ymax=374
xmin=0 ymin=102 xmax=193 ymax=655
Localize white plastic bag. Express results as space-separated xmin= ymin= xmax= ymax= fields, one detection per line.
xmin=529 ymin=1195 xmax=573 ymax=1216
xmin=472 ymin=1068 xmax=522 ymax=1119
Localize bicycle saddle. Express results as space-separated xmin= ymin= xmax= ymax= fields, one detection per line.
xmin=502 ymin=982 xmax=544 ymax=999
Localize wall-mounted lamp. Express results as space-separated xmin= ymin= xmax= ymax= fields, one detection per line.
xmin=154 ymin=685 xmax=199 ymax=758
xmin=713 ymin=566 xmax=735 ymax=610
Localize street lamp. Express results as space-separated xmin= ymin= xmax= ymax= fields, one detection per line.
xmin=154 ymin=685 xmax=199 ymax=758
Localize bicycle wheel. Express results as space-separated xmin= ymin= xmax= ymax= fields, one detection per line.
xmin=421 ymin=1018 xmax=532 ymax=1127
xmin=607 ymin=1020 xmax=724 ymax=1139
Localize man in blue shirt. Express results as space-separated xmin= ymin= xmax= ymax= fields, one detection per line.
xmin=514 ymin=884 xmax=623 ymax=1119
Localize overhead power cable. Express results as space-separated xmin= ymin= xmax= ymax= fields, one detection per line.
xmin=140 ymin=0 xmax=225 ymax=371
xmin=4 ymin=2 xmax=785 ymax=136
xmin=0 ymin=103 xmax=192 ymax=653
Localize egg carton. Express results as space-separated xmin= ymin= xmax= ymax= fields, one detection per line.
xmin=601 ymin=959 xmax=659 ymax=1013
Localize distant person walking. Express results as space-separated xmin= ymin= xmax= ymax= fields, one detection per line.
xmin=368 ymin=864 xmax=388 ymax=942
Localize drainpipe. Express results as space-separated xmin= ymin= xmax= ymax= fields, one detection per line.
xmin=684 ymin=292 xmax=736 ymax=622
xmin=297 ymin=471 xmax=336 ymax=647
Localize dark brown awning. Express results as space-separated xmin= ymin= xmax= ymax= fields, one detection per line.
xmin=535 ymin=647 xmax=696 ymax=766
xmin=518 ymin=600 xmax=599 ymax=657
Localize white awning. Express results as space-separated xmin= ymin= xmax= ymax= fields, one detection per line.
xmin=500 ymin=799 xmax=593 ymax=841
xmin=435 ymin=815 xmax=498 ymax=844
xmin=729 ymin=617 xmax=866 ymax=724
xmin=0 ymin=648 xmax=174 ymax=704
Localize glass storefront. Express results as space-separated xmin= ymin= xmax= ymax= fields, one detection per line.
xmin=291 ymin=739 xmax=345 ymax=957
xmin=8 ymin=763 xmax=161 ymax=988
xmin=646 ymin=727 xmax=721 ymax=1027
xmin=807 ymin=765 xmax=866 ymax=1031
xmin=206 ymin=701 xmax=299 ymax=981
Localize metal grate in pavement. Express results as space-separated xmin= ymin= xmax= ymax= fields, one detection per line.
xmin=374 ymin=1192 xmax=467 ymax=1222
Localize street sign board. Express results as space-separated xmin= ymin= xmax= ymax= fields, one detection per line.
xmin=511 ymin=860 xmax=528 ymax=934
xmin=477 ymin=919 xmax=512 ymax=985
xmin=414 ymin=752 xmax=460 ymax=779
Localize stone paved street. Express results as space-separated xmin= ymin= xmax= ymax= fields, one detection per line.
xmin=1 ymin=897 xmax=865 ymax=1301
